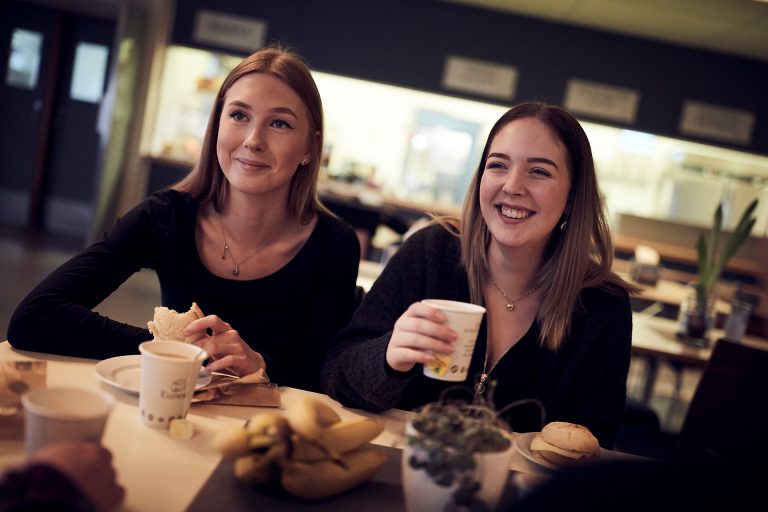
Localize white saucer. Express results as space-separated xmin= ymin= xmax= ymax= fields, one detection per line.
xmin=94 ymin=355 xmax=211 ymax=395
xmin=513 ymin=432 xmax=559 ymax=472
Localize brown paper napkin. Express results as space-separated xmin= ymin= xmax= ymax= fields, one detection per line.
xmin=192 ymin=368 xmax=281 ymax=407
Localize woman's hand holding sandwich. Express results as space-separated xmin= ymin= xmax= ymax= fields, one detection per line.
xmin=184 ymin=315 xmax=266 ymax=376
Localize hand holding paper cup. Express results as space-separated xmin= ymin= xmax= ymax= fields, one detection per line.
xmin=21 ymin=387 xmax=114 ymax=454
xmin=139 ymin=341 xmax=207 ymax=428
xmin=421 ymin=299 xmax=486 ymax=382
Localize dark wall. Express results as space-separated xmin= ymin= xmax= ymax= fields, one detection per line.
xmin=170 ymin=0 xmax=768 ymax=155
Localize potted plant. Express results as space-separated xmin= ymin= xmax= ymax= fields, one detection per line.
xmin=401 ymin=401 xmax=514 ymax=512
xmin=678 ymin=198 xmax=758 ymax=343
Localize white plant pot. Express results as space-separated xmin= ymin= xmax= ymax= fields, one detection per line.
xmin=401 ymin=422 xmax=515 ymax=512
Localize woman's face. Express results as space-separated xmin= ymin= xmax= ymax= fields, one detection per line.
xmin=216 ymin=72 xmax=312 ymax=204
xmin=479 ymin=117 xmax=571 ymax=256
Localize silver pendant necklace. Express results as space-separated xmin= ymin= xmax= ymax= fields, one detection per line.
xmin=218 ymin=213 xmax=260 ymax=276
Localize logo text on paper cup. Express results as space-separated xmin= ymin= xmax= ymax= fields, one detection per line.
xmin=161 ymin=378 xmax=188 ymax=399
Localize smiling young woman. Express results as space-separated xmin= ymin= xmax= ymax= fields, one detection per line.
xmin=194 ymin=71 xmax=319 ymax=282
xmin=9 ymin=45 xmax=360 ymax=392
xmin=322 ymin=102 xmax=638 ymax=448
xmin=215 ymin=73 xmax=312 ymax=204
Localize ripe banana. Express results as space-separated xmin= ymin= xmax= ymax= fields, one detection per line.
xmin=213 ymin=425 xmax=250 ymax=458
xmin=291 ymin=417 xmax=385 ymax=462
xmin=214 ymin=398 xmax=388 ymax=498
xmin=213 ymin=413 xmax=290 ymax=458
xmin=245 ymin=413 xmax=291 ymax=439
xmin=234 ymin=441 xmax=288 ymax=485
xmin=280 ymin=447 xmax=388 ymax=499
xmin=284 ymin=396 xmax=341 ymax=440
xmin=289 ymin=433 xmax=329 ymax=462
xmin=235 ymin=453 xmax=277 ymax=485
xmin=318 ymin=417 xmax=384 ymax=453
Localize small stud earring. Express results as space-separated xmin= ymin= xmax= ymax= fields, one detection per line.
xmin=560 ymin=219 xmax=568 ymax=231
xmin=301 ymin=159 xmax=308 ymax=166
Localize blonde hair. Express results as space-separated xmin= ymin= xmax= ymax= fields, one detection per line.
xmin=174 ymin=44 xmax=326 ymax=222
xmin=459 ymin=102 xmax=634 ymax=350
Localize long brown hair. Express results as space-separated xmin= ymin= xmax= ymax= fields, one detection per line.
xmin=459 ymin=102 xmax=634 ymax=350
xmin=174 ymin=44 xmax=326 ymax=222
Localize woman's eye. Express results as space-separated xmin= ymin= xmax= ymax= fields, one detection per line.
xmin=485 ymin=161 xmax=505 ymax=171
xmin=270 ymin=119 xmax=293 ymax=129
xmin=228 ymin=111 xmax=247 ymax=122
xmin=531 ymin=167 xmax=551 ymax=177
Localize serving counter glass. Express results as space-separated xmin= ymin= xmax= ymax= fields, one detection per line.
xmin=145 ymin=46 xmax=768 ymax=238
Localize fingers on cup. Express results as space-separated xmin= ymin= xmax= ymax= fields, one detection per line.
xmin=400 ymin=347 xmax=438 ymax=365
xmin=400 ymin=316 xmax=457 ymax=343
xmin=423 ymin=319 xmax=457 ymax=342
xmin=408 ymin=302 xmax=448 ymax=323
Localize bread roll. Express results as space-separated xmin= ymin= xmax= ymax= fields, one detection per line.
xmin=529 ymin=421 xmax=600 ymax=467
xmin=147 ymin=302 xmax=205 ymax=343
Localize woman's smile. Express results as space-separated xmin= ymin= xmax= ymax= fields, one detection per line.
xmin=498 ymin=204 xmax=534 ymax=220
xmin=234 ymin=156 xmax=269 ymax=170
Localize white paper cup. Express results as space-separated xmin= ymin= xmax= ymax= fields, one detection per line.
xmin=421 ymin=299 xmax=486 ymax=381
xmin=138 ymin=341 xmax=207 ymax=429
xmin=21 ymin=387 xmax=114 ymax=454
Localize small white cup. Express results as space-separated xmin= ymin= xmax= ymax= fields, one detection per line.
xmin=421 ymin=299 xmax=486 ymax=382
xmin=21 ymin=387 xmax=114 ymax=454
xmin=138 ymin=341 xmax=207 ymax=429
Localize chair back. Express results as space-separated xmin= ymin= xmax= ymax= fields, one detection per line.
xmin=678 ymin=337 xmax=768 ymax=461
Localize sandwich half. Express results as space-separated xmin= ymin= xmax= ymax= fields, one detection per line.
xmin=147 ymin=302 xmax=205 ymax=343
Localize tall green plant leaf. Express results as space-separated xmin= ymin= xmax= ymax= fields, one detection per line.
xmin=713 ymin=217 xmax=756 ymax=279
xmin=696 ymin=233 xmax=709 ymax=288
xmin=708 ymin=203 xmax=723 ymax=274
xmin=720 ymin=198 xmax=759 ymax=265
xmin=698 ymin=198 xmax=758 ymax=297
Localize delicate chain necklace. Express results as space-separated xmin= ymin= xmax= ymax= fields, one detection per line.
xmin=218 ymin=213 xmax=262 ymax=276
xmin=489 ymin=276 xmax=539 ymax=312
xmin=477 ymin=276 xmax=539 ymax=393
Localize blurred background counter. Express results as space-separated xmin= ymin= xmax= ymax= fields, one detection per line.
xmin=144 ymin=46 xmax=768 ymax=248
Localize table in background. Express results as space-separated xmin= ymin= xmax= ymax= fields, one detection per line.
xmin=631 ymin=278 xmax=730 ymax=315
xmin=630 ymin=313 xmax=768 ymax=405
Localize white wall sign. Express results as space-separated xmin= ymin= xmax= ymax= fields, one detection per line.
xmin=563 ymin=79 xmax=640 ymax=124
xmin=193 ymin=10 xmax=267 ymax=53
xmin=441 ymin=55 xmax=518 ymax=101
xmin=679 ymin=100 xmax=755 ymax=146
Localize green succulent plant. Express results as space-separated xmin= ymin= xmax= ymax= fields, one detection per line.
xmin=695 ymin=198 xmax=758 ymax=307
xmin=407 ymin=402 xmax=511 ymax=512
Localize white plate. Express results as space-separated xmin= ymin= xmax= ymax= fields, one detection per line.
xmin=514 ymin=431 xmax=612 ymax=472
xmin=513 ymin=432 xmax=559 ymax=472
xmin=94 ymin=355 xmax=211 ymax=396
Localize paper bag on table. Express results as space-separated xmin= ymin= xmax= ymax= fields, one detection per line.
xmin=0 ymin=361 xmax=47 ymax=439
xmin=192 ymin=368 xmax=281 ymax=407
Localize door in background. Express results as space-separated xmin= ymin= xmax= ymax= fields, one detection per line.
xmin=0 ymin=1 xmax=114 ymax=242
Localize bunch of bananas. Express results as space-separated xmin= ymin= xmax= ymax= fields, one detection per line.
xmin=213 ymin=396 xmax=388 ymax=499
